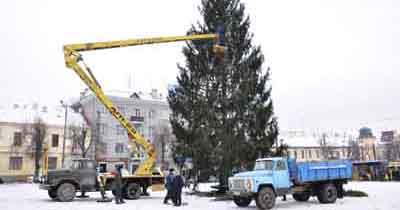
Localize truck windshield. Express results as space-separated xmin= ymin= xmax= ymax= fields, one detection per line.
xmin=254 ymin=160 xmax=273 ymax=171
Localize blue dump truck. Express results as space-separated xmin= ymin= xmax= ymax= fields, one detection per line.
xmin=228 ymin=157 xmax=352 ymax=210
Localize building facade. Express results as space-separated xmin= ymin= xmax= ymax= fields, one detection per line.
xmin=377 ymin=130 xmax=400 ymax=161
xmin=78 ymin=89 xmax=174 ymax=172
xmin=286 ymin=146 xmax=350 ymax=162
xmin=0 ymin=104 xmax=82 ymax=182
xmin=280 ymin=131 xmax=351 ymax=162
xmin=358 ymin=127 xmax=378 ymax=161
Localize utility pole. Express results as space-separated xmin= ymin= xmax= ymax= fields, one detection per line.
xmin=60 ymin=100 xmax=68 ymax=168
xmin=94 ymin=111 xmax=101 ymax=161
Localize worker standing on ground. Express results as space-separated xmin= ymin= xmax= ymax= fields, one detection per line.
xmin=163 ymin=168 xmax=175 ymax=204
xmin=172 ymin=172 xmax=185 ymax=206
xmin=111 ymin=165 xmax=125 ymax=204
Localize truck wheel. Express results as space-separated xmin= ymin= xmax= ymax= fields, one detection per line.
xmin=56 ymin=183 xmax=76 ymax=202
xmin=317 ymin=183 xmax=337 ymax=204
xmin=125 ymin=183 xmax=141 ymax=200
xmin=292 ymin=192 xmax=310 ymax=202
xmin=48 ymin=189 xmax=58 ymax=200
xmin=256 ymin=187 xmax=275 ymax=210
xmin=233 ymin=196 xmax=252 ymax=207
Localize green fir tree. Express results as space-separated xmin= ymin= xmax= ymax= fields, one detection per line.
xmin=168 ymin=0 xmax=278 ymax=188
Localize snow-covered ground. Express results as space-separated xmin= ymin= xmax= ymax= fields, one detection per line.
xmin=0 ymin=182 xmax=399 ymax=210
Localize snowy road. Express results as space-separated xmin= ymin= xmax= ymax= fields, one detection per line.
xmin=0 ymin=182 xmax=399 ymax=210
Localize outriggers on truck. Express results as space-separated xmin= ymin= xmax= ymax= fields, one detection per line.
xmin=228 ymin=157 xmax=352 ymax=210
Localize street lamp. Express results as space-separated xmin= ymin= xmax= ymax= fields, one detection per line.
xmin=60 ymin=100 xmax=69 ymax=168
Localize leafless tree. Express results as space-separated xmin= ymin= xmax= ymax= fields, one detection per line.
xmin=32 ymin=118 xmax=47 ymax=182
xmin=69 ymin=124 xmax=92 ymax=158
xmin=154 ymin=122 xmax=172 ymax=170
xmin=348 ymin=139 xmax=360 ymax=161
xmin=319 ymin=133 xmax=331 ymax=159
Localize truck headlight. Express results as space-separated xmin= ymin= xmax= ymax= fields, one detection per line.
xmin=246 ymin=179 xmax=253 ymax=191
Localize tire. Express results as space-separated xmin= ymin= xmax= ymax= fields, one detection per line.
xmin=124 ymin=183 xmax=141 ymax=200
xmin=56 ymin=183 xmax=76 ymax=202
xmin=48 ymin=189 xmax=58 ymax=200
xmin=233 ymin=196 xmax=252 ymax=207
xmin=292 ymin=192 xmax=310 ymax=202
xmin=317 ymin=183 xmax=338 ymax=204
xmin=256 ymin=187 xmax=276 ymax=210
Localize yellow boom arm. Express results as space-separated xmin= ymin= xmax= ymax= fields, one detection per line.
xmin=63 ymin=33 xmax=223 ymax=175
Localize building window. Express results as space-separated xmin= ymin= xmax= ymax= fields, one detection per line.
xmin=48 ymin=157 xmax=57 ymax=169
xmin=134 ymin=123 xmax=143 ymax=134
xmin=116 ymin=125 xmax=125 ymax=135
xmin=13 ymin=132 xmax=22 ymax=146
xmin=72 ymin=139 xmax=79 ymax=154
xmin=316 ymin=150 xmax=320 ymax=159
xmin=100 ymin=123 xmax=107 ymax=135
xmin=51 ymin=134 xmax=59 ymax=147
xmin=115 ymin=143 xmax=124 ymax=153
xmin=101 ymin=106 xmax=107 ymax=114
xmin=9 ymin=157 xmax=23 ymax=170
xmin=301 ymin=150 xmax=305 ymax=159
xmin=135 ymin=109 xmax=141 ymax=117
xmin=294 ymin=151 xmax=298 ymax=159
xmin=309 ymin=150 xmax=312 ymax=159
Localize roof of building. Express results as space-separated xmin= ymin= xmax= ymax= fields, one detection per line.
xmin=79 ymin=89 xmax=169 ymax=108
xmin=0 ymin=103 xmax=84 ymax=127
xmin=279 ymin=133 xmax=349 ymax=148
xmin=102 ymin=89 xmax=167 ymax=102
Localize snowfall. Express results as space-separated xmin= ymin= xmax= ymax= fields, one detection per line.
xmin=0 ymin=182 xmax=399 ymax=210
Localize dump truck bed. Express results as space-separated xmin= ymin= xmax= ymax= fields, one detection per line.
xmin=288 ymin=160 xmax=352 ymax=184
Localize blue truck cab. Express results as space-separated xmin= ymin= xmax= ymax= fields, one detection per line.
xmin=228 ymin=157 xmax=352 ymax=210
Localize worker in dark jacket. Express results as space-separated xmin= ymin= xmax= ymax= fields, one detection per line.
xmin=163 ymin=168 xmax=175 ymax=204
xmin=172 ymin=173 xmax=184 ymax=206
xmin=111 ymin=165 xmax=125 ymax=204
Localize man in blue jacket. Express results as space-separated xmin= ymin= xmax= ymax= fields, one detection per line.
xmin=163 ymin=168 xmax=175 ymax=204
xmin=172 ymin=173 xmax=184 ymax=206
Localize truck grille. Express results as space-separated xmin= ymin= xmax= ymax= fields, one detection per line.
xmin=232 ymin=179 xmax=245 ymax=189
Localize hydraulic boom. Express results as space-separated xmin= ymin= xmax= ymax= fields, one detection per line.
xmin=63 ymin=32 xmax=224 ymax=176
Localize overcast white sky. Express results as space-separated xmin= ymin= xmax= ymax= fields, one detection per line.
xmin=1 ymin=0 xmax=399 ymax=133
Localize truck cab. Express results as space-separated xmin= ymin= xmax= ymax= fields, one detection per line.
xmin=229 ymin=157 xmax=291 ymax=197
xmin=40 ymin=159 xmax=98 ymax=202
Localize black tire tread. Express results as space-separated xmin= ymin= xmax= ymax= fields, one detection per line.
xmin=233 ymin=196 xmax=252 ymax=207
xmin=256 ymin=187 xmax=276 ymax=210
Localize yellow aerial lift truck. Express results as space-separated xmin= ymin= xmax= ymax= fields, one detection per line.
xmin=39 ymin=28 xmax=225 ymax=202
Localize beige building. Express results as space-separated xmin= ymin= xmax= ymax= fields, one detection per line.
xmin=280 ymin=131 xmax=350 ymax=162
xmin=0 ymin=104 xmax=83 ymax=183
xmin=357 ymin=127 xmax=378 ymax=161
xmin=286 ymin=146 xmax=350 ymax=162
xmin=359 ymin=136 xmax=377 ymax=161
